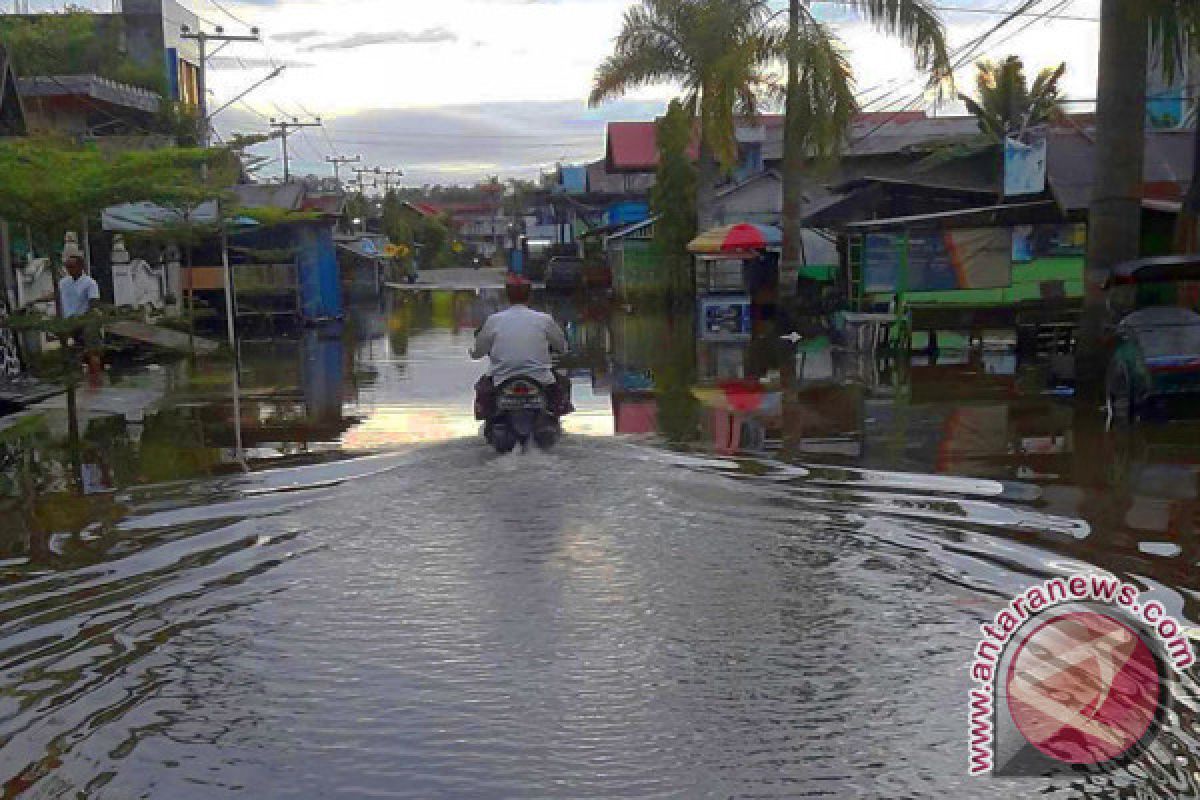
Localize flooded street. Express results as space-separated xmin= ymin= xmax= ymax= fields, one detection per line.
xmin=2 ymin=288 xmax=1200 ymax=797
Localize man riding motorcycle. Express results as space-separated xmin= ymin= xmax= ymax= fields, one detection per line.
xmin=471 ymin=275 xmax=574 ymax=420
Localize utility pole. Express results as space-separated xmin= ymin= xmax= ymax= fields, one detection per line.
xmin=180 ymin=24 xmax=261 ymax=147
xmin=326 ymin=155 xmax=362 ymax=185
xmin=352 ymin=167 xmax=377 ymax=194
xmin=1078 ymin=0 xmax=1150 ymax=399
xmin=376 ymin=168 xmax=404 ymax=193
xmin=270 ymin=116 xmax=322 ymax=183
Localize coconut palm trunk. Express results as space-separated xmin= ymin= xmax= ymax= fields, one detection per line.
xmin=782 ymin=0 xmax=805 ymax=274
xmin=1079 ymin=0 xmax=1149 ymax=399
xmin=1177 ymin=118 xmax=1200 ymax=251
xmin=697 ymin=138 xmax=720 ymax=230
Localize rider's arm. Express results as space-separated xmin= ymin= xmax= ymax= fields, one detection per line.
xmin=470 ymin=317 xmax=495 ymax=360
xmin=546 ymin=317 xmax=568 ymax=356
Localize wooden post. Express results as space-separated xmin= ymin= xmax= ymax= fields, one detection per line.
xmin=220 ymin=216 xmax=237 ymax=355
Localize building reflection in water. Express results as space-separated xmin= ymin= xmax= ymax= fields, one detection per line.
xmin=5 ymin=290 xmax=1200 ymax=613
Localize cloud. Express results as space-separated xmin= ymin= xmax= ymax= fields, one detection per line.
xmin=271 ymin=29 xmax=324 ymax=44
xmin=302 ymin=27 xmax=459 ymax=52
xmin=208 ymin=57 xmax=314 ymax=71
xmin=213 ymin=98 xmax=669 ymax=185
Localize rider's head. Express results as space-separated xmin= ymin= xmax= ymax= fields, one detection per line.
xmin=505 ymin=275 xmax=532 ymax=305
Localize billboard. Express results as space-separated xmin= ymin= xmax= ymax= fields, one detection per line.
xmin=863 ymin=229 xmax=1013 ymax=293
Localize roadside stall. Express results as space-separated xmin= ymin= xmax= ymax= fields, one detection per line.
xmin=687 ymin=223 xmax=782 ymax=342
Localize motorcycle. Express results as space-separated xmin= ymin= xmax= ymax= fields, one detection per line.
xmin=484 ymin=376 xmax=563 ymax=453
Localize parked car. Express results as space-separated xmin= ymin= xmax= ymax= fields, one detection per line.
xmin=1105 ymin=256 xmax=1200 ymax=422
xmin=545 ymin=257 xmax=585 ymax=292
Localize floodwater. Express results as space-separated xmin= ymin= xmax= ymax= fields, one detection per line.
xmin=2 ymin=288 xmax=1200 ymax=798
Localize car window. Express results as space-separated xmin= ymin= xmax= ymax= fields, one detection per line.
xmin=1134 ymin=324 xmax=1200 ymax=358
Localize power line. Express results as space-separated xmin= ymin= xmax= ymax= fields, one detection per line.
xmin=325 ymin=154 xmax=361 ymax=183
xmin=268 ymin=116 xmax=322 ymax=182
xmin=810 ymin=0 xmax=1097 ymax=23
xmin=180 ymin=23 xmax=262 ymax=146
xmin=853 ymin=0 xmax=1074 ymax=143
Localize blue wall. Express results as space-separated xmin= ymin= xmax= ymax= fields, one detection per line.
xmin=559 ymin=166 xmax=588 ymax=194
xmin=296 ymin=224 xmax=343 ymax=321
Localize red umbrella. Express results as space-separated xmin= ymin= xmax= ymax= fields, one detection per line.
xmin=688 ymin=223 xmax=783 ymax=254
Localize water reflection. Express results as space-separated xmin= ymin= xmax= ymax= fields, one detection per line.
xmin=3 ymin=288 xmax=1200 ymax=795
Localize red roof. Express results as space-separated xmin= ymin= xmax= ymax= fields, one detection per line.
xmin=607 ymin=121 xmax=663 ymax=172
xmin=606 ymin=112 xmax=935 ymax=172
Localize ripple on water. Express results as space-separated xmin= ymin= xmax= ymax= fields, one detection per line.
xmin=0 ymin=438 xmax=1195 ymax=798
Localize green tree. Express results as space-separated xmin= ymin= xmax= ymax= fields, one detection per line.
xmin=381 ymin=189 xmax=414 ymax=245
xmin=781 ymin=0 xmax=950 ymax=271
xmin=344 ymin=192 xmax=370 ymax=232
xmin=0 ymin=10 xmax=167 ymax=94
xmin=651 ymin=99 xmax=698 ymax=306
xmin=915 ymin=56 xmax=1066 ymax=172
xmin=963 ymin=56 xmax=1066 ymax=141
xmin=589 ymin=0 xmax=781 ymax=228
xmin=413 ymin=215 xmax=452 ymax=269
xmin=0 ymin=136 xmax=226 ymax=254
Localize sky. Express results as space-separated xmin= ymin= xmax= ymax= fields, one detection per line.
xmin=166 ymin=0 xmax=1107 ymax=186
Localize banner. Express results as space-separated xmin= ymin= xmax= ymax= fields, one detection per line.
xmin=1012 ymin=224 xmax=1087 ymax=263
xmin=1004 ymin=136 xmax=1048 ymax=197
xmin=864 ymin=229 xmax=1013 ymax=293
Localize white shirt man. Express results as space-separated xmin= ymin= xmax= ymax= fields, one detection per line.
xmin=471 ymin=302 xmax=568 ymax=385
xmin=58 ymin=264 xmax=100 ymax=318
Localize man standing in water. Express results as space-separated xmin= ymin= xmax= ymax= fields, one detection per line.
xmin=471 ymin=275 xmax=573 ymax=419
xmin=57 ymin=255 xmax=100 ymax=320
xmin=41 ymin=255 xmax=102 ymax=375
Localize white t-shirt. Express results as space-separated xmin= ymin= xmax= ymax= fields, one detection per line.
xmin=59 ymin=274 xmax=100 ymax=318
xmin=470 ymin=304 xmax=568 ymax=385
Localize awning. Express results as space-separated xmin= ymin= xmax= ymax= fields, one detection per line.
xmin=842 ymin=201 xmax=1063 ymax=232
xmin=336 ymin=237 xmax=393 ymax=260
xmin=102 ymin=201 xmax=220 ymax=232
xmin=688 ymin=223 xmax=782 ymax=254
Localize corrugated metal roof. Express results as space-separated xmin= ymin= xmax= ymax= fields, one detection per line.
xmin=609 ymin=112 xmax=943 ymax=171
xmin=231 ymin=183 xmax=306 ymax=211
xmin=607 ymin=121 xmax=663 ymax=172
xmin=762 ymin=115 xmax=976 ymax=160
xmin=715 ymin=169 xmax=782 ymax=199
xmin=16 ymin=74 xmax=160 ymax=114
xmin=1047 ymin=128 xmax=1195 ymax=211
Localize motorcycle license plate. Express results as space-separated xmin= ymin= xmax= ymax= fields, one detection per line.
xmin=499 ymin=395 xmax=545 ymax=410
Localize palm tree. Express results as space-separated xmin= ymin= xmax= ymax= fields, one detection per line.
xmin=781 ymin=0 xmax=951 ymax=274
xmin=913 ymin=56 xmax=1065 ymax=173
xmin=589 ymin=0 xmax=780 ymax=229
xmin=963 ymin=56 xmax=1065 ymax=141
xmin=1079 ymin=0 xmax=1197 ymax=397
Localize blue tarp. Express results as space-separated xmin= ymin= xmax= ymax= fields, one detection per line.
xmin=606 ymin=202 xmax=650 ymax=227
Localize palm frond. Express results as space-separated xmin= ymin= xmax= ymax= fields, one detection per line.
xmin=840 ymin=0 xmax=952 ymax=92
xmin=1147 ymin=0 xmax=1198 ymax=85
xmin=773 ymin=11 xmax=858 ymax=162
